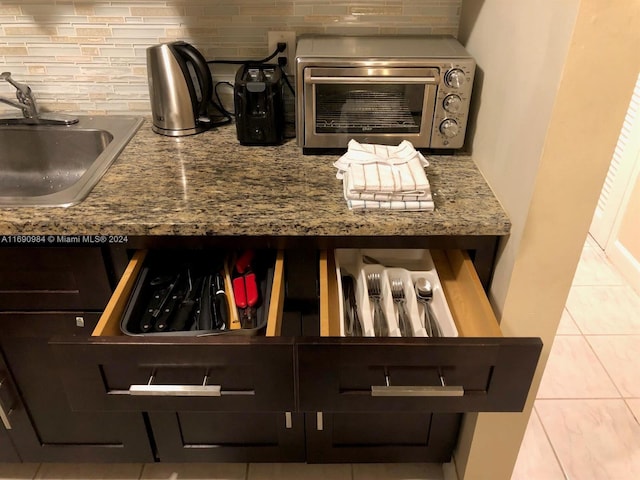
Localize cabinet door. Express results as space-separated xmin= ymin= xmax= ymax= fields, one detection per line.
xmin=0 ymin=312 xmax=153 ymax=462
xmin=0 ymin=247 xmax=112 ymax=311
xmin=149 ymin=411 xmax=305 ymax=463
xmin=305 ymin=411 xmax=461 ymax=463
xmin=0 ymin=428 xmax=19 ymax=462
xmin=0 ymin=355 xmax=21 ymax=462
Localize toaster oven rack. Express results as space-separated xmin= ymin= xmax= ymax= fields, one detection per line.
xmin=316 ymin=91 xmax=420 ymax=134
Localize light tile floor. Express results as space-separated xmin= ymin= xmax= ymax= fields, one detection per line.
xmin=3 ymin=235 xmax=639 ymax=480
xmin=512 ymin=235 xmax=640 ymax=479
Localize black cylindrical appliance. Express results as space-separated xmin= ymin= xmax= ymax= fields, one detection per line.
xmin=234 ymin=64 xmax=285 ymax=145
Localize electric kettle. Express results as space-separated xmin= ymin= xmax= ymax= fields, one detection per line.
xmin=146 ymin=41 xmax=214 ymax=136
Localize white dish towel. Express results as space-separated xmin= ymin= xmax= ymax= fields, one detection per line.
xmin=334 ymin=140 xmax=434 ymax=211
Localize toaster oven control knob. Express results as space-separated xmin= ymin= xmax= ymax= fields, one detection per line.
xmin=440 ymin=119 xmax=460 ymax=138
xmin=445 ymin=69 xmax=465 ymax=88
xmin=443 ymin=94 xmax=463 ymax=113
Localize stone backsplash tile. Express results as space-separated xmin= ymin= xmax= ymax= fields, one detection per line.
xmin=0 ymin=0 xmax=462 ymax=115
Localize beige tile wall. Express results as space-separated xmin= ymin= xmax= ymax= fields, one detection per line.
xmin=0 ymin=0 xmax=461 ymax=115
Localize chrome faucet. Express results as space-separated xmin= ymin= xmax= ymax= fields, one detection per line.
xmin=0 ymin=71 xmax=39 ymax=118
xmin=0 ymin=72 xmax=78 ymax=125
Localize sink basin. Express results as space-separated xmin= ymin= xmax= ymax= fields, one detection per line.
xmin=0 ymin=115 xmax=144 ymax=207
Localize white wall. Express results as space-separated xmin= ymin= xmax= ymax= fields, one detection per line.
xmin=459 ymin=0 xmax=580 ymax=315
xmin=455 ymin=0 xmax=640 ymax=479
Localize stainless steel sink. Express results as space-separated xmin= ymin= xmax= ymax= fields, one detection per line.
xmin=0 ymin=115 xmax=144 ymax=207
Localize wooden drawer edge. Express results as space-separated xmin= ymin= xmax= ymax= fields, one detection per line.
xmin=93 ymin=250 xmax=284 ymax=338
xmin=319 ymin=250 xmax=341 ymax=337
xmin=320 ymin=249 xmax=502 ymax=338
xmin=430 ymin=250 xmax=502 ymax=337
xmin=93 ymin=250 xmax=147 ymax=337
xmin=265 ymin=250 xmax=285 ymax=337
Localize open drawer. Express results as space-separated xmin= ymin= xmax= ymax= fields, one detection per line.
xmin=297 ymin=249 xmax=542 ymax=413
xmin=50 ymin=249 xmax=295 ymax=413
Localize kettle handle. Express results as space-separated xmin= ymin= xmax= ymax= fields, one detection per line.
xmin=172 ymin=42 xmax=213 ymax=118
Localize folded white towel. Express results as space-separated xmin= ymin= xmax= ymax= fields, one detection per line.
xmin=335 ymin=139 xmax=427 ymax=169
xmin=346 ymin=199 xmax=435 ymax=211
xmin=343 ymin=170 xmax=432 ymax=202
xmin=334 ymin=140 xmax=430 ymax=195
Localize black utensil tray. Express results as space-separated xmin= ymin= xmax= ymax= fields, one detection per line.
xmin=120 ymin=249 xmax=275 ymax=337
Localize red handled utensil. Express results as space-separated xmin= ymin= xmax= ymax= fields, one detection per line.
xmin=232 ymin=251 xmax=259 ymax=328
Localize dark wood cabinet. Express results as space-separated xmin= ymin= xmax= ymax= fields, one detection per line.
xmin=0 ymin=245 xmax=542 ymax=464
xmin=51 ymin=338 xmax=296 ymax=413
xmin=48 ymin=250 xmax=301 ymax=463
xmin=304 ymin=412 xmax=461 ymax=463
xmin=0 ymin=247 xmax=113 ymax=311
xmin=0 ymin=352 xmax=21 ymax=462
xmin=148 ymin=411 xmax=305 ymax=462
xmin=0 ymin=245 xmax=153 ymax=462
xmin=0 ymin=312 xmax=153 ymax=462
xmin=297 ymin=337 xmax=542 ymax=413
xmin=0 ymin=428 xmax=19 ymax=462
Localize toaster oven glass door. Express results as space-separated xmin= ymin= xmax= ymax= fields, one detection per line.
xmin=303 ymin=67 xmax=438 ymax=148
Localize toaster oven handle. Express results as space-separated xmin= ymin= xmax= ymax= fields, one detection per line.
xmin=308 ymin=76 xmax=437 ymax=85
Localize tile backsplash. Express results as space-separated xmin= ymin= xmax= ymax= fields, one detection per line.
xmin=0 ymin=0 xmax=462 ymax=115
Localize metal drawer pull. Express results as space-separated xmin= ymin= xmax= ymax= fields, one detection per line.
xmin=129 ymin=384 xmax=222 ymax=397
xmin=285 ymin=412 xmax=292 ymax=429
xmin=371 ymin=372 xmax=464 ymax=398
xmin=126 ymin=374 xmax=254 ymax=397
xmin=0 ymin=404 xmax=11 ymax=429
xmin=0 ymin=377 xmax=13 ymax=429
xmin=371 ymin=385 xmax=464 ymax=397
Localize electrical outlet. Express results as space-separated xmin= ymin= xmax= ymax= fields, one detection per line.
xmin=267 ymin=31 xmax=296 ymax=75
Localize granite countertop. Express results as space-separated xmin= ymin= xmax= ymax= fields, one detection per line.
xmin=0 ymin=121 xmax=510 ymax=237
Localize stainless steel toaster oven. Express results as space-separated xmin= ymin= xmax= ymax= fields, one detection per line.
xmin=295 ymin=35 xmax=475 ymax=150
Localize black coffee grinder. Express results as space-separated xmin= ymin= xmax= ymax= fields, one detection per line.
xmin=234 ymin=64 xmax=285 ymax=145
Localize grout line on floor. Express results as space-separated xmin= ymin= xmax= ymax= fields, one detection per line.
xmin=562 ymin=307 xmax=583 ymax=335
xmin=32 ymin=463 xmax=43 ymax=480
xmin=532 ymin=405 xmax=569 ymax=480
xmin=624 ymin=399 xmax=640 ymax=424
xmin=536 ymin=396 xmax=624 ymax=402
xmin=583 ymin=333 xmax=627 ymax=399
xmin=583 ymin=332 xmax=640 ymax=336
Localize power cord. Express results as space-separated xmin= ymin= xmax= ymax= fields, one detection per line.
xmin=214 ymin=81 xmax=235 ymax=118
xmin=277 ymin=58 xmax=296 ymax=96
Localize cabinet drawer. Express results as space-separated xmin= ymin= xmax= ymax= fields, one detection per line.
xmin=51 ymin=250 xmax=294 ymax=413
xmin=0 ymin=247 xmax=112 ymax=311
xmin=297 ymin=249 xmax=542 ymax=413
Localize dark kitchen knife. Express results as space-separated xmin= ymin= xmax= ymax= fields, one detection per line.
xmin=212 ymin=272 xmax=229 ymax=330
xmin=154 ymin=288 xmax=181 ymax=332
xmin=139 ymin=286 xmax=165 ymax=333
xmin=140 ymin=273 xmax=181 ymax=333
xmin=197 ymin=274 xmax=213 ymax=330
xmin=170 ymin=274 xmax=202 ymax=332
